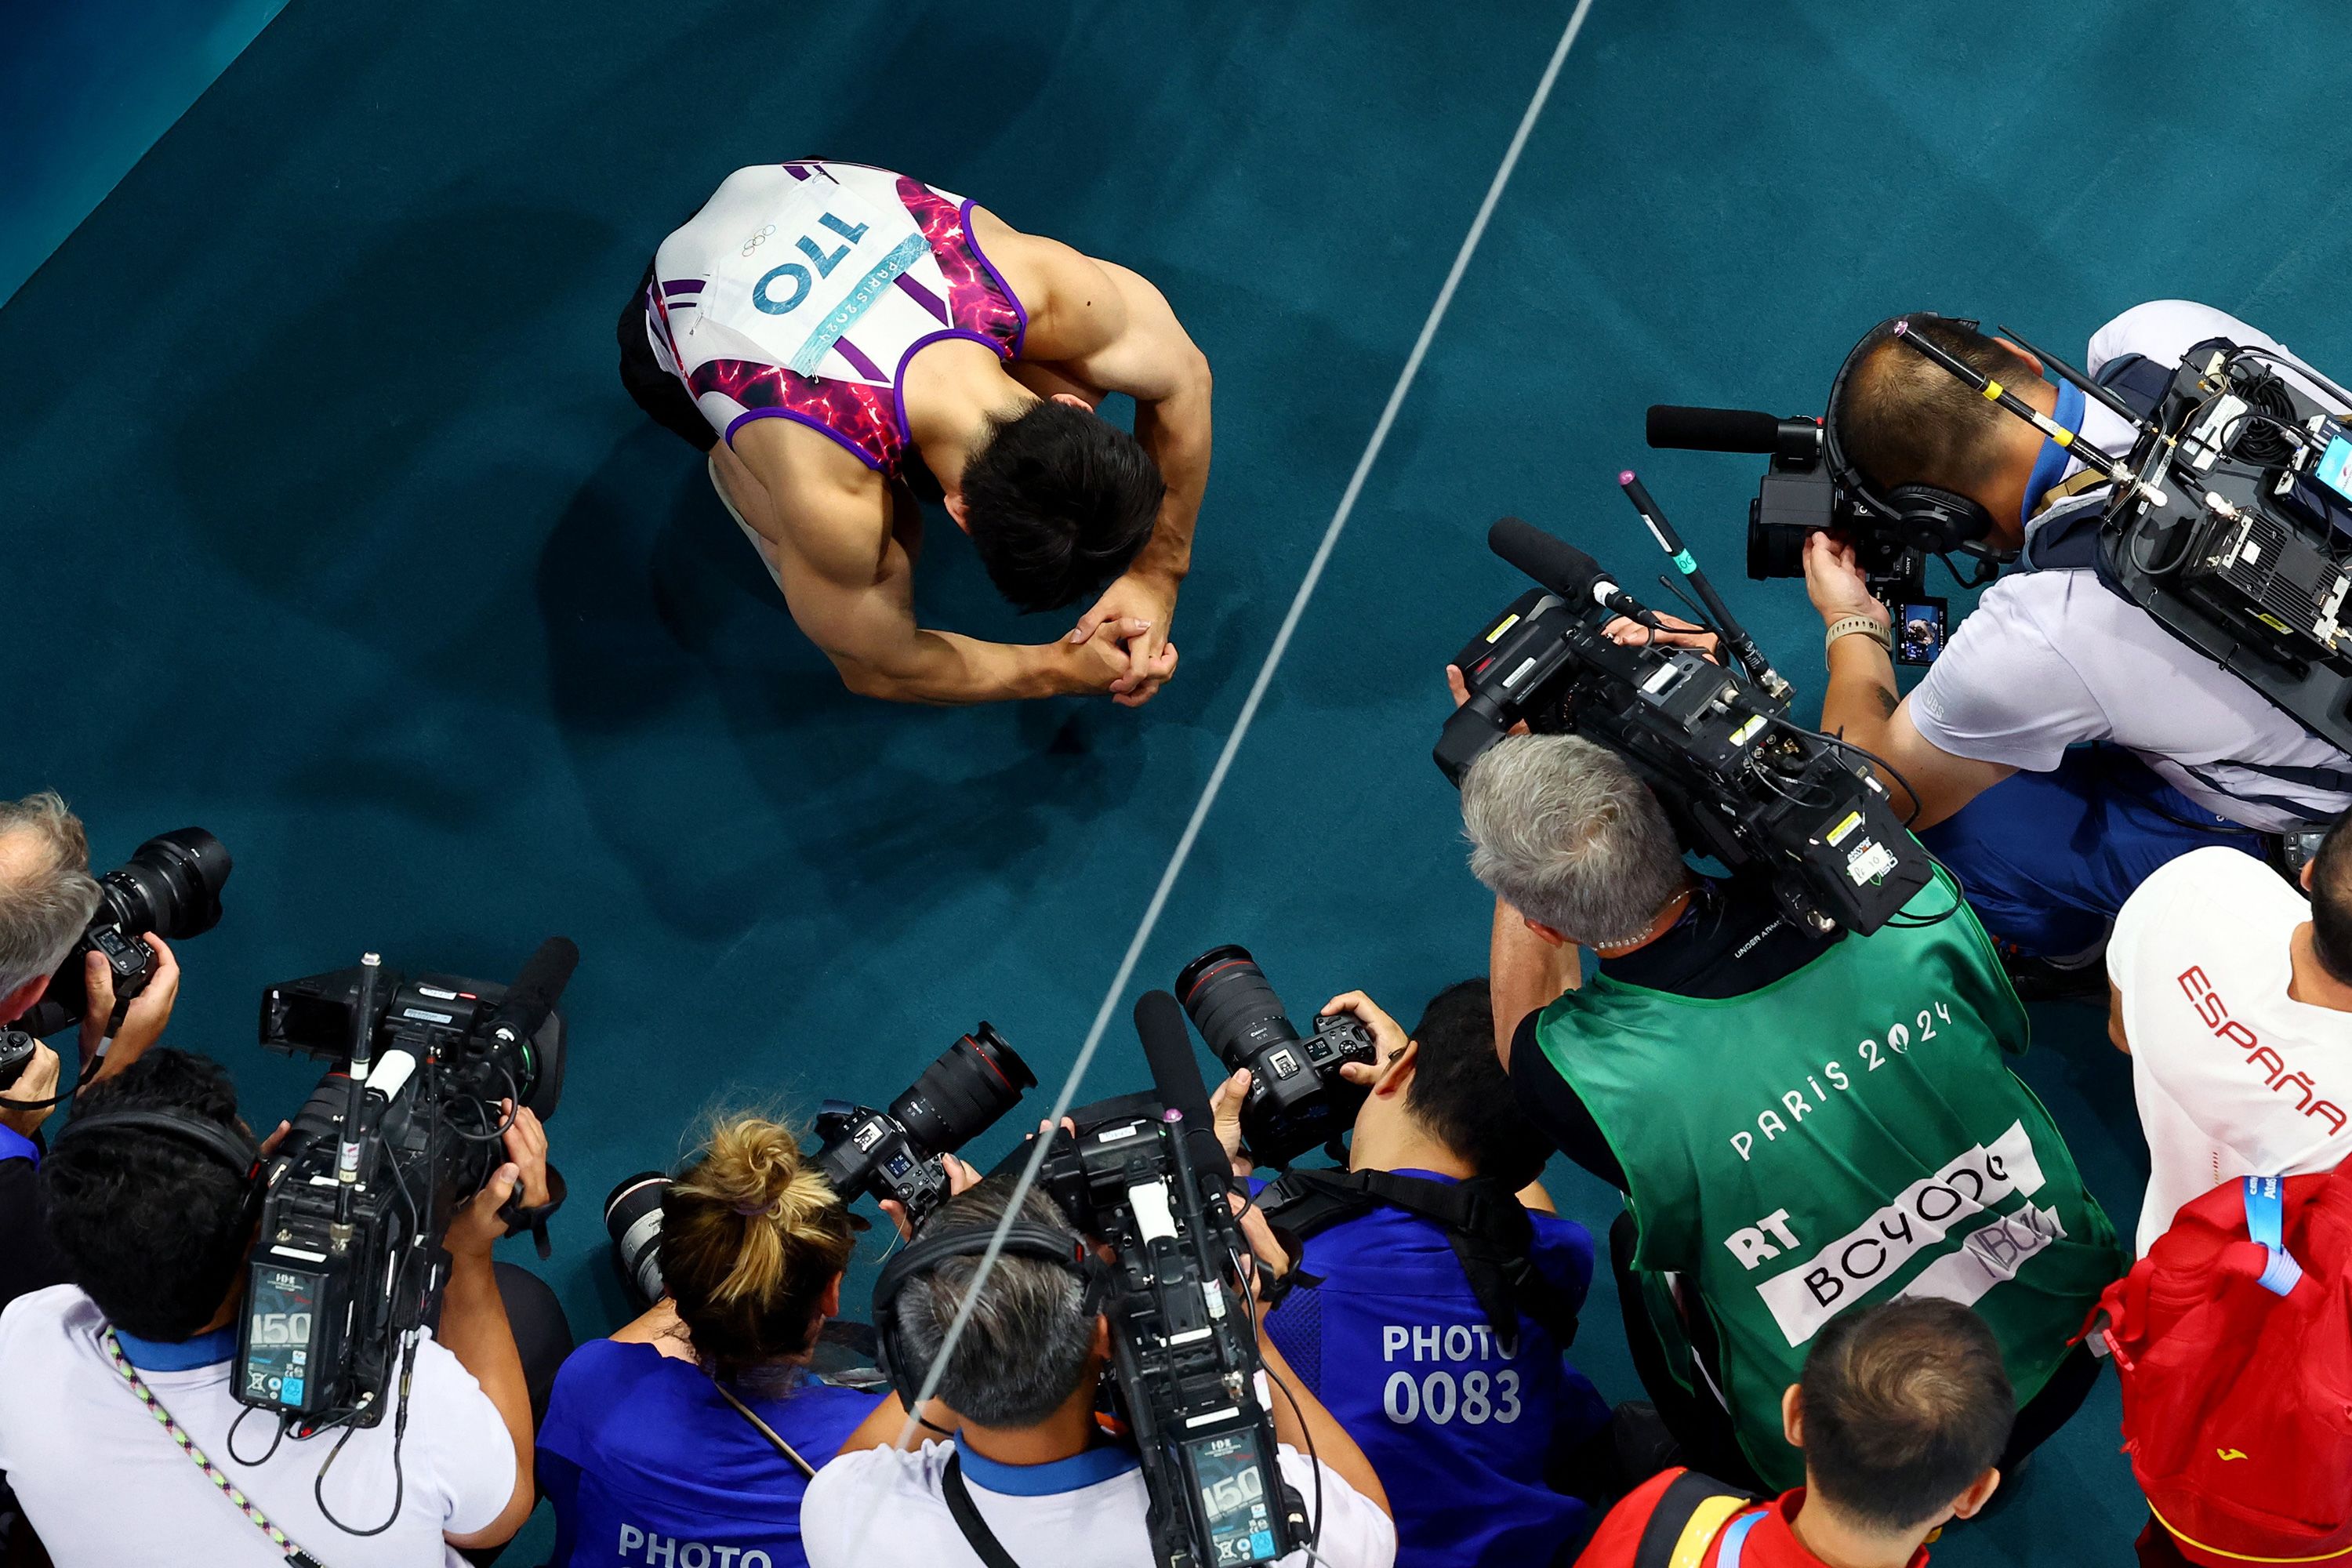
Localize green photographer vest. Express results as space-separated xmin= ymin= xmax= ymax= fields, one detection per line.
xmin=1534 ymin=871 xmax=2122 ymax=1490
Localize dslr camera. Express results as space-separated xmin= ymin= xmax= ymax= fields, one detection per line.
xmin=1646 ymin=405 xmax=1945 ymax=663
xmin=604 ymin=1023 xmax=1035 ymax=1305
xmin=12 ymin=827 xmax=231 ymax=1041
xmin=236 ymin=939 xmax=574 ymax=1427
xmin=1175 ymin=946 xmax=1374 ymax=1166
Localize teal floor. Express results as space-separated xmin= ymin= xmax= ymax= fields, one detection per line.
xmin=9 ymin=2 xmax=2352 ymax=1562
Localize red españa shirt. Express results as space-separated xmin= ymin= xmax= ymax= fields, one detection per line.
xmin=1575 ymin=1470 xmax=1932 ymax=1568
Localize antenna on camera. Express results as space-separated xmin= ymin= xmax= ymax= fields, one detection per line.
xmin=1890 ymin=320 xmax=2164 ymax=506
xmin=1618 ymin=471 xmax=1792 ymax=705
xmin=332 ymin=953 xmax=381 ymax=1247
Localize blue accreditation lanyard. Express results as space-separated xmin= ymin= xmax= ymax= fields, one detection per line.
xmin=2244 ymin=1176 xmax=2305 ymax=1296
xmin=1718 ymin=1508 xmax=1765 ymax=1567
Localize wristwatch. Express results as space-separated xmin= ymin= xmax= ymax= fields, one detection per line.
xmin=1825 ymin=615 xmax=1893 ymax=658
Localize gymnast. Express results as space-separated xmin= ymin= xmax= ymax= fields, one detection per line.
xmin=619 ymin=160 xmax=1211 ymax=706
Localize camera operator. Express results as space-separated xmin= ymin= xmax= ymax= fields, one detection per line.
xmin=1462 ymin=731 xmax=2122 ymax=1494
xmin=1 ymin=792 xmax=183 ymax=1316
xmin=539 ymin=1114 xmax=952 ymax=1568
xmin=799 ymin=1174 xmax=1397 ymax=1568
xmin=1575 ymin=1299 xmax=2010 ymax=1568
xmin=2107 ymin=818 xmax=2352 ymax=1255
xmin=0 ymin=1049 xmax=564 ymax=1566
xmin=1207 ymin=978 xmax=1610 ymax=1568
xmin=1808 ymin=303 xmax=2352 ymax=967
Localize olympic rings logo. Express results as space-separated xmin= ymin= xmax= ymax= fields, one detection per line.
xmin=740 ymin=224 xmax=778 ymax=257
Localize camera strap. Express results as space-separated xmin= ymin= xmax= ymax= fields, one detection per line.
xmin=97 ymin=1326 xmax=331 ymax=1568
xmin=1259 ymin=1167 xmax=1582 ymax=1356
xmin=939 ymin=1451 xmax=1027 ymax=1568
xmin=704 ymin=1372 xmax=818 ymax=1479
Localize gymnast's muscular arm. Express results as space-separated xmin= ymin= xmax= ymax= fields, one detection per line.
xmin=734 ymin=430 xmax=1142 ymax=705
xmin=972 ymin=209 xmax=1211 ymax=686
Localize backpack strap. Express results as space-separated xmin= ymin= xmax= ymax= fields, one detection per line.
xmin=2244 ymin=1175 xmax=2306 ymax=1297
xmin=1633 ymin=1470 xmax=1759 ymax=1568
xmin=1259 ymin=1167 xmax=1583 ymax=1356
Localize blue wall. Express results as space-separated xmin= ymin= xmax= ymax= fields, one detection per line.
xmin=0 ymin=0 xmax=289 ymax=303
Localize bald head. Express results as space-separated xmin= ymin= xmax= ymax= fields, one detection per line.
xmin=0 ymin=793 xmax=100 ymax=1004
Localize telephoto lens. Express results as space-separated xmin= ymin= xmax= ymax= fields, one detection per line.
xmin=18 ymin=828 xmax=233 ymax=1037
xmin=1175 ymin=944 xmax=1375 ymax=1165
xmin=887 ymin=1023 xmax=1037 ymax=1152
xmin=605 ymin=1171 xmax=671 ymax=1310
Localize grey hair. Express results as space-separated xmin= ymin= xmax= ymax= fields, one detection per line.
xmin=0 ymin=793 xmax=101 ymax=1000
xmin=888 ymin=1177 xmax=1099 ymax=1428
xmin=1460 ymin=735 xmax=1688 ymax=947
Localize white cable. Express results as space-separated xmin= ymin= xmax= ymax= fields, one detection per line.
xmin=871 ymin=0 xmax=1601 ymax=1492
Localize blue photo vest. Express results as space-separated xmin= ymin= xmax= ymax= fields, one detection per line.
xmin=537 ymin=1338 xmax=882 ymax=1568
xmin=1258 ymin=1170 xmax=1609 ymax=1568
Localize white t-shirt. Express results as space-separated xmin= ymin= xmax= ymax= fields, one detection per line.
xmin=800 ymin=1439 xmax=1396 ymax=1568
xmin=0 ymin=1286 xmax=517 ymax=1567
xmin=1908 ymin=300 xmax=2352 ymax=833
xmin=2107 ymin=846 xmax=2352 ymax=1254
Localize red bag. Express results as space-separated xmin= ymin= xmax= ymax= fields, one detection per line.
xmin=2091 ymin=1167 xmax=2352 ymax=1564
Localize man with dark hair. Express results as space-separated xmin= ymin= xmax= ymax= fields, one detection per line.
xmin=621 ymin=160 xmax=1211 ymax=706
xmin=800 ymin=1175 xmax=1396 ymax=1568
xmin=1806 ymin=302 xmax=2351 ymax=964
xmin=2108 ymin=823 xmax=2352 ymax=1254
xmin=1461 ymin=731 xmax=2120 ymax=1496
xmin=1205 ymin=978 xmax=1608 ymax=1568
xmin=0 ymin=1049 xmax=560 ymax=1565
xmin=1575 ymin=1299 xmax=2009 ymax=1568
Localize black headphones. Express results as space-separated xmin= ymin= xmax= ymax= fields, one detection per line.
xmin=1820 ymin=311 xmax=2009 ymax=561
xmin=869 ymin=1218 xmax=1112 ymax=1410
xmin=50 ymin=1107 xmax=270 ymax=1243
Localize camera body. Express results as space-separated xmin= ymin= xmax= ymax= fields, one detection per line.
xmin=1040 ymin=1095 xmax=1304 ymax=1568
xmin=1744 ymin=437 xmax=1943 ymax=665
xmin=0 ymin=1030 xmax=36 ymax=1092
xmin=237 ymin=948 xmax=571 ymax=1426
xmin=1438 ymin=543 xmax=1932 ymax=935
xmin=1646 ymin=407 xmax=1944 ymax=665
xmin=16 ymin=828 xmax=230 ymax=1038
xmin=1174 ymin=946 xmax=1374 ymax=1167
xmin=815 ymin=1022 xmax=1036 ymax=1232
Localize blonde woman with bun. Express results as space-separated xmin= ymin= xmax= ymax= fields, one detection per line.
xmin=535 ymin=1114 xmax=941 ymax=1568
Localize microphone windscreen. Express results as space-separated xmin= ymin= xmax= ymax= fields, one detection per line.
xmin=1134 ymin=989 xmax=1232 ymax=1185
xmin=1489 ymin=517 xmax=1603 ymax=601
xmin=493 ymin=937 xmax=579 ymax=1040
xmin=1645 ymin=405 xmax=1784 ymax=454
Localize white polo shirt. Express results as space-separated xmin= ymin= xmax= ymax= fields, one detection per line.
xmin=0 ymin=1285 xmax=516 ymax=1566
xmin=1908 ymin=300 xmax=2352 ymax=832
xmin=800 ymin=1438 xmax=1395 ymax=1568
xmin=2107 ymin=847 xmax=2352 ymax=1253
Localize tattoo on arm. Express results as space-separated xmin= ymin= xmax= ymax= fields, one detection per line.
xmin=1873 ymin=684 xmax=1899 ymax=719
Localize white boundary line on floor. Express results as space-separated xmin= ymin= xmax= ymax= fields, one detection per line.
xmin=875 ymin=0 xmax=1602 ymax=1476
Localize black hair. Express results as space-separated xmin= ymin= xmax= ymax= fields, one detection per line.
xmin=1835 ymin=317 xmax=2035 ymax=498
xmin=1403 ymin=978 xmax=1557 ymax=1192
xmin=887 ymin=1176 xmax=1099 ymax=1428
xmin=960 ymin=400 xmax=1163 ymax=612
xmin=2310 ymin=809 xmax=2352 ymax=985
xmin=41 ymin=1049 xmax=255 ymax=1341
xmin=1800 ymin=1299 xmax=2014 ymax=1531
